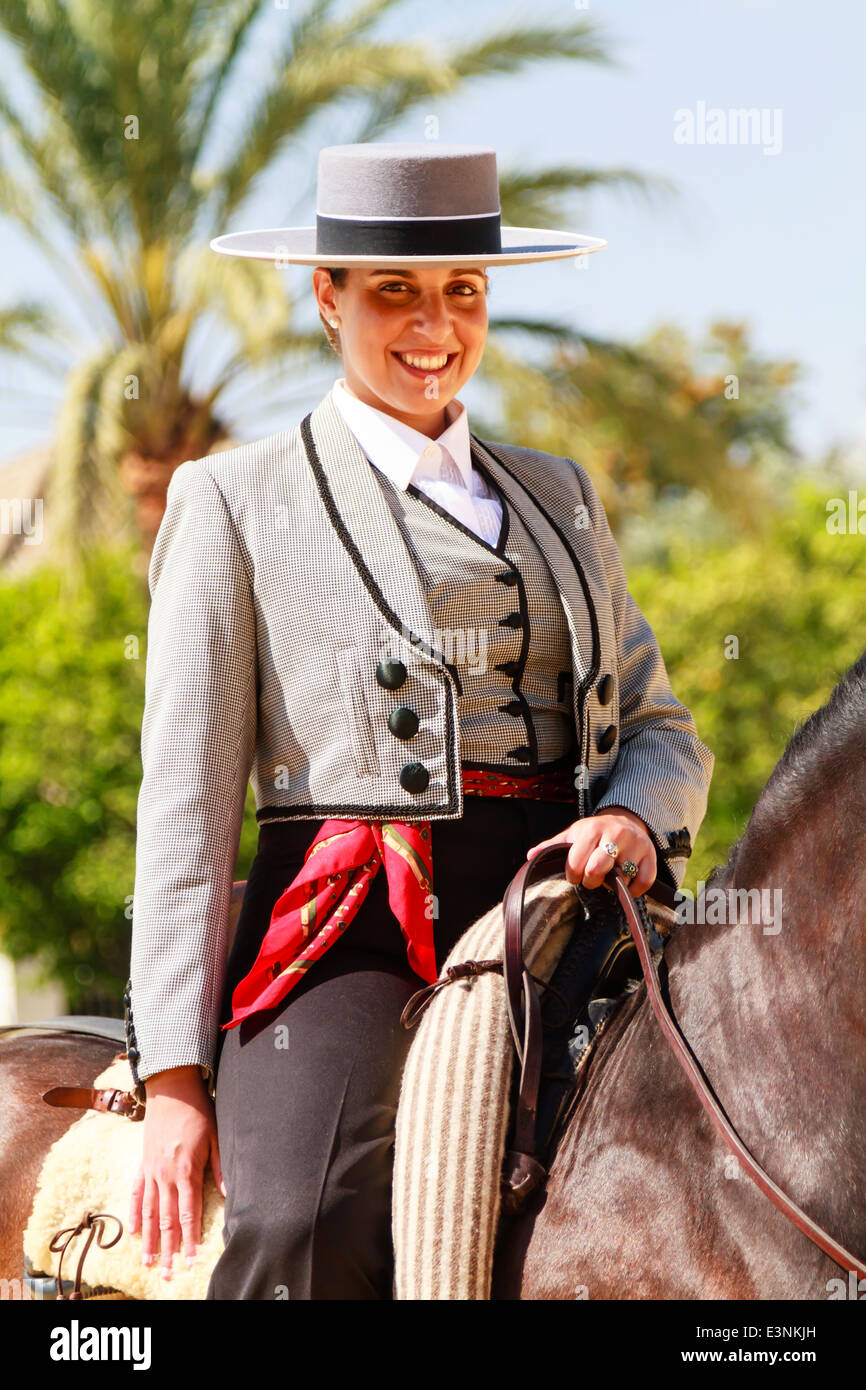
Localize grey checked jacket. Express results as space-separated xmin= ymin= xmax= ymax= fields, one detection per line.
xmin=126 ymin=388 xmax=714 ymax=1085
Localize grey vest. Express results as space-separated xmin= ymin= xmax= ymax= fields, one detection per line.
xmin=370 ymin=446 xmax=578 ymax=774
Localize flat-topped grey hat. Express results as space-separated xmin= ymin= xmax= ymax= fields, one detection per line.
xmin=210 ymin=142 xmax=606 ymax=268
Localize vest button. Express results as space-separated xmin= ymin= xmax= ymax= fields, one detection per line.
xmin=495 ymin=570 xmax=518 ymax=586
xmin=376 ymin=658 xmax=407 ymax=690
xmin=597 ymin=723 xmax=617 ymax=753
xmin=126 ymin=1047 xmax=140 ymax=1064
xmin=597 ymin=673 xmax=614 ymax=705
xmin=498 ymin=612 xmax=524 ymax=628
xmin=507 ymin=746 xmax=532 ymax=761
xmin=388 ymin=706 xmax=419 ymax=740
xmin=399 ymin=761 xmax=430 ymax=794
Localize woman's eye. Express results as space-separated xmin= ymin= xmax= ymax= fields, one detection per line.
xmin=378 ymin=283 xmax=478 ymax=296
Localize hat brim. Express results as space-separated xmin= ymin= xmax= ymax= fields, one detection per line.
xmin=208 ymin=225 xmax=606 ymax=267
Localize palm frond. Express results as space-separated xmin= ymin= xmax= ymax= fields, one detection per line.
xmin=448 ymin=17 xmax=616 ymax=82
xmin=497 ymin=165 xmax=677 ymax=225
xmin=174 ymin=245 xmax=297 ymax=360
xmin=352 ymin=18 xmax=614 ymax=148
xmin=0 ymin=300 xmax=65 ymax=364
xmin=49 ymin=348 xmax=134 ymax=566
xmin=187 ymin=0 xmax=270 ymax=168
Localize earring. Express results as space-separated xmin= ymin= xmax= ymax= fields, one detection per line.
xmin=329 ymin=319 xmax=339 ymax=328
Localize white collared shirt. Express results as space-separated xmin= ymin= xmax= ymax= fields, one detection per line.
xmin=331 ymin=377 xmax=504 ymax=547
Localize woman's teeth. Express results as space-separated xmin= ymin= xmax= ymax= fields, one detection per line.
xmin=396 ymin=351 xmax=451 ymax=370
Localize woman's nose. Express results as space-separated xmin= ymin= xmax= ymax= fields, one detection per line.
xmin=410 ymin=296 xmax=453 ymax=338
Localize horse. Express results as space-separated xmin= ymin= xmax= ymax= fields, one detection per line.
xmin=492 ymin=649 xmax=866 ymax=1299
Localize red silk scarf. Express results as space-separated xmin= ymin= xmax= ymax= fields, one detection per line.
xmin=224 ymin=764 xmax=575 ymax=1031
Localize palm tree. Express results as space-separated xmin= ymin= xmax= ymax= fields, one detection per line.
xmin=0 ymin=0 xmax=669 ymax=577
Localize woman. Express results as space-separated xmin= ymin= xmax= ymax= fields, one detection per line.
xmin=124 ymin=142 xmax=714 ymax=1299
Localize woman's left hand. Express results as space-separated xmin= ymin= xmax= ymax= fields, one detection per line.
xmin=525 ymin=805 xmax=657 ymax=899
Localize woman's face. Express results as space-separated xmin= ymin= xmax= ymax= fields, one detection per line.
xmin=313 ymin=264 xmax=489 ymax=435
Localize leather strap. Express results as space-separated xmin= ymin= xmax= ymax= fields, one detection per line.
xmin=49 ymin=1211 xmax=123 ymax=1300
xmin=605 ymin=863 xmax=866 ymax=1282
xmin=400 ymin=959 xmax=503 ymax=1028
xmin=500 ymin=844 xmax=576 ymax=1212
xmin=42 ymin=1085 xmax=145 ymax=1121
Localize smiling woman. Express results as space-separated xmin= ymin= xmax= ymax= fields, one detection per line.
xmin=127 ymin=141 xmax=714 ymax=1303
xmin=313 ymin=263 xmax=490 ymax=436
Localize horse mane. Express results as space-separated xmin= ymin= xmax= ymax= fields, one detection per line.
xmin=700 ymin=648 xmax=866 ymax=889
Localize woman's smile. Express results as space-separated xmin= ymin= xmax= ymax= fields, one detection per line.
xmin=391 ymin=349 xmax=460 ymax=379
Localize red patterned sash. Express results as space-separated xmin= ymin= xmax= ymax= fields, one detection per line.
xmin=223 ymin=763 xmax=575 ymax=1030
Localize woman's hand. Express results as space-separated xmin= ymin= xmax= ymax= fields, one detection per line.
xmin=128 ymin=1065 xmax=226 ymax=1281
xmin=525 ymin=805 xmax=657 ymax=899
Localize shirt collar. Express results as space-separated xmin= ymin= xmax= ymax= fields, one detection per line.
xmin=331 ymin=377 xmax=473 ymax=491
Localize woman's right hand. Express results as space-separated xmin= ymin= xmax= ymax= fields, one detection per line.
xmin=128 ymin=1065 xmax=226 ymax=1281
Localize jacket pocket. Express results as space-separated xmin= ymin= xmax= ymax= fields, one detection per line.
xmin=335 ymin=645 xmax=381 ymax=779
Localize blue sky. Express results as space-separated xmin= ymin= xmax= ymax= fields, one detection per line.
xmin=2 ymin=0 xmax=864 ymax=466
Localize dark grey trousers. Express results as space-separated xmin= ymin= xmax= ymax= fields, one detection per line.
xmin=206 ymin=790 xmax=577 ymax=1300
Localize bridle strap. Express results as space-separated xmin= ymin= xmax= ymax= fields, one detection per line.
xmin=604 ymin=862 xmax=866 ymax=1282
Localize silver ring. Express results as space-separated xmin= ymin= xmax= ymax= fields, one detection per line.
xmin=602 ymin=841 xmax=619 ymax=860
xmin=621 ymin=859 xmax=639 ymax=879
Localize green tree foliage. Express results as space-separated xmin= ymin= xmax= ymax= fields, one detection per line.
xmin=479 ymin=319 xmax=801 ymax=533
xmin=625 ymin=472 xmax=866 ymax=893
xmin=0 ymin=548 xmax=258 ymax=1012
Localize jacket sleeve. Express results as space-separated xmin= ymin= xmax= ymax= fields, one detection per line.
xmin=126 ymin=459 xmax=257 ymax=1089
xmin=571 ymin=458 xmax=715 ymax=890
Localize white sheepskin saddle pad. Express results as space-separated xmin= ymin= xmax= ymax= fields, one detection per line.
xmin=23 ymin=1055 xmax=226 ymax=1300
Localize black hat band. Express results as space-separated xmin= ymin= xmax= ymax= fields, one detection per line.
xmin=315 ymin=212 xmax=502 ymax=256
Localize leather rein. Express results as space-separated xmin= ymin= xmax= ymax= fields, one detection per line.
xmin=500 ymin=843 xmax=866 ymax=1282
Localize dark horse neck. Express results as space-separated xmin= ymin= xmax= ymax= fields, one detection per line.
xmin=664 ymin=654 xmax=866 ymax=1263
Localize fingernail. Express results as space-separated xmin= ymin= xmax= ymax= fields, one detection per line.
xmin=185 ymin=1254 xmax=195 ymax=1268
xmin=142 ymin=1254 xmax=154 ymax=1266
xmin=219 ymin=1183 xmax=227 ymax=1197
xmin=161 ymin=1267 xmax=172 ymax=1281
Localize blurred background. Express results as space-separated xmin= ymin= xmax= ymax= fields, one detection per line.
xmin=0 ymin=0 xmax=862 ymax=1020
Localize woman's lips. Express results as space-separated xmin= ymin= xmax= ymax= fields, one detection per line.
xmin=392 ymin=351 xmax=458 ymax=379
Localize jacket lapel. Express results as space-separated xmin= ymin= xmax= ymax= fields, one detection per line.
xmin=304 ymin=390 xmax=440 ymax=656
